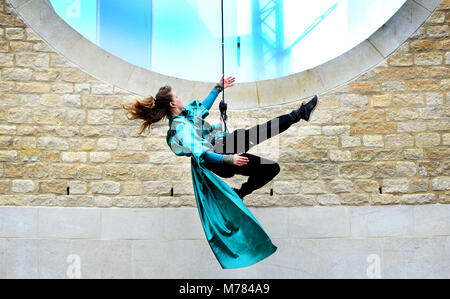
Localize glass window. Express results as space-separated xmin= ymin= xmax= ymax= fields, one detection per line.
xmin=50 ymin=0 xmax=407 ymax=82
xmin=49 ymin=0 xmax=97 ymax=43
xmin=98 ymin=0 xmax=152 ymax=69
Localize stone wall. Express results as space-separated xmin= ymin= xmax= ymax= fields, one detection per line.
xmin=0 ymin=205 xmax=448 ymax=278
xmin=0 ymin=0 xmax=448 ymax=208
xmin=0 ymin=0 xmax=449 ymax=280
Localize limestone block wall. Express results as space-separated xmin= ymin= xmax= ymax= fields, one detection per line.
xmin=0 ymin=0 xmax=448 ymax=208
xmin=0 ymin=0 xmax=449 ymax=280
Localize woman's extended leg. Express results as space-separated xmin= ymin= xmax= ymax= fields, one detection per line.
xmin=214 ymin=113 xmax=294 ymax=154
xmin=214 ymin=95 xmax=318 ymax=154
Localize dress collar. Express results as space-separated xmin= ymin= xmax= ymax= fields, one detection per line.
xmin=168 ymin=108 xmax=187 ymax=121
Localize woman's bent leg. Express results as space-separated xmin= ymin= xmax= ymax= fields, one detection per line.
xmin=203 ymin=161 xmax=235 ymax=178
xmin=233 ymin=153 xmax=280 ymax=198
xmin=204 ymin=153 xmax=280 ymax=199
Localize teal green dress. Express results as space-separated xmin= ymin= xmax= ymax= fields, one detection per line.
xmin=167 ymin=99 xmax=277 ymax=269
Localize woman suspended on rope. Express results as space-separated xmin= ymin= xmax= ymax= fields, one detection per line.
xmin=122 ymin=76 xmax=318 ymax=200
xmin=121 ymin=76 xmax=318 ymax=269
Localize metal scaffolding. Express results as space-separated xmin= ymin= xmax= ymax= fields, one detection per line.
xmin=251 ymin=0 xmax=285 ymax=77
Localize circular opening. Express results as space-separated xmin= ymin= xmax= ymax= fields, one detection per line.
xmin=49 ymin=0 xmax=407 ymax=82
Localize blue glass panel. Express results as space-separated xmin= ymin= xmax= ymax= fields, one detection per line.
xmin=98 ymin=0 xmax=152 ymax=69
xmin=151 ymin=0 xmax=236 ymax=82
xmin=49 ymin=0 xmax=97 ymax=44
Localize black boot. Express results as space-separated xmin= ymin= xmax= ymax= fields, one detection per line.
xmin=289 ymin=95 xmax=318 ymax=122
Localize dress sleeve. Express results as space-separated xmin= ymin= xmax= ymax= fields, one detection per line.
xmin=201 ymin=88 xmax=220 ymax=111
xmin=204 ymin=152 xmax=224 ymax=163
xmin=185 ymin=99 xmax=210 ymax=119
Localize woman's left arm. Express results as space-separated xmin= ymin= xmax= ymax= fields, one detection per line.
xmin=201 ymin=75 xmax=235 ymax=111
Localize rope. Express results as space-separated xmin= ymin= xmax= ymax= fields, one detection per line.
xmin=221 ymin=0 xmax=224 ymax=100
xmin=219 ymin=0 xmax=229 ymax=133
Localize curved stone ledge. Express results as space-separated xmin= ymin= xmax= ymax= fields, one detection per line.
xmin=6 ymin=0 xmax=441 ymax=109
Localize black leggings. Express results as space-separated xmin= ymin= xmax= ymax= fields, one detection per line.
xmin=204 ymin=114 xmax=294 ymax=198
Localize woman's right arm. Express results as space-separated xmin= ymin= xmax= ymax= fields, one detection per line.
xmin=204 ymin=152 xmax=249 ymax=166
xmin=204 ymin=151 xmax=224 ymax=163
